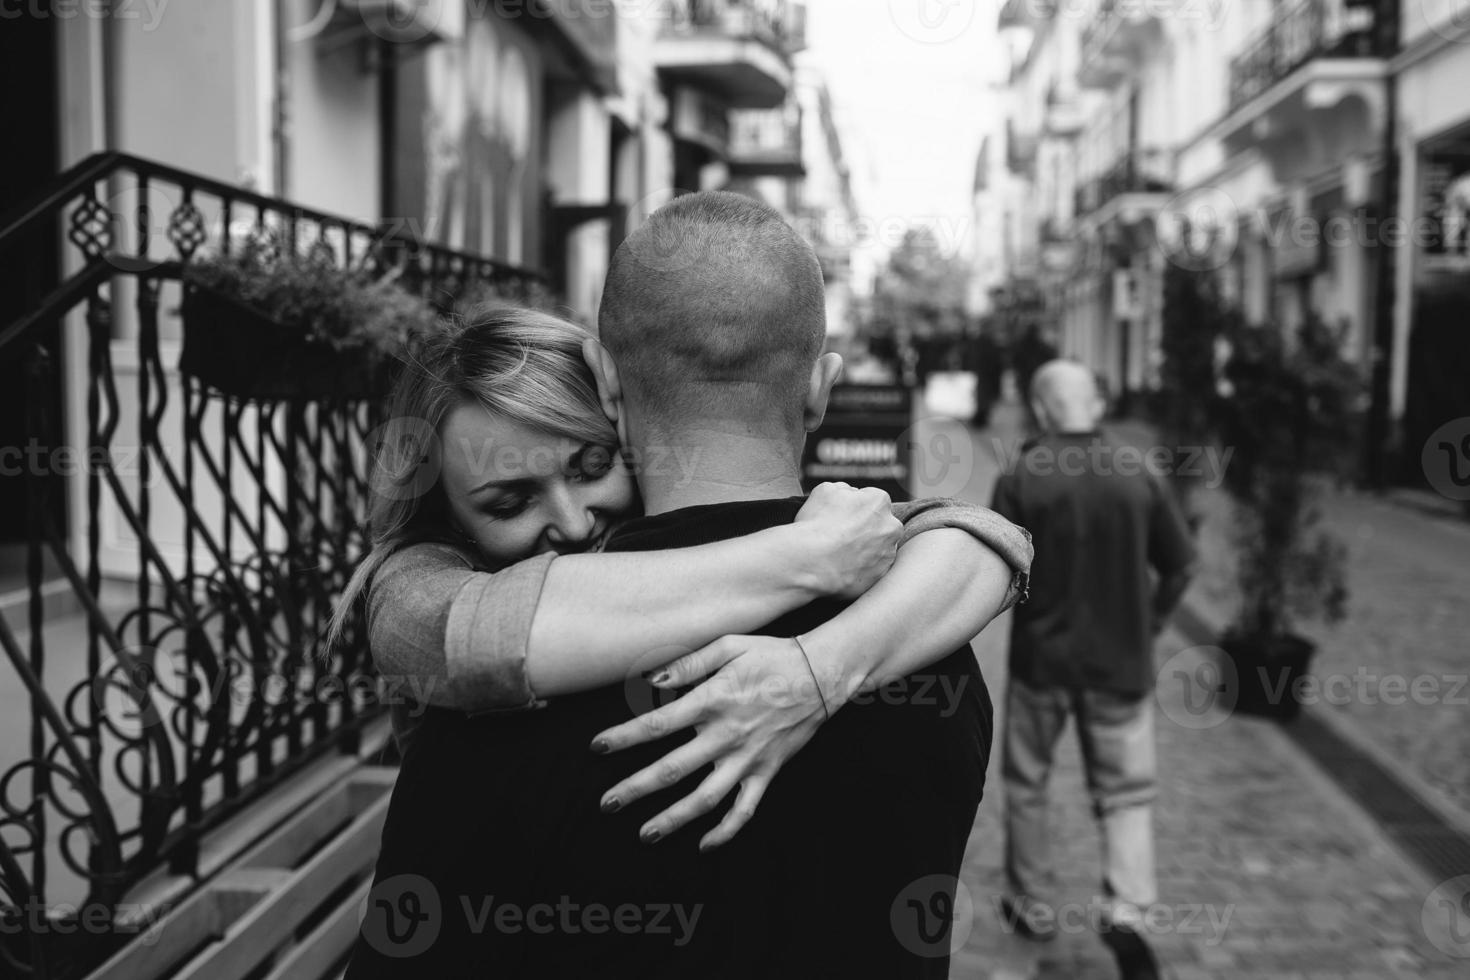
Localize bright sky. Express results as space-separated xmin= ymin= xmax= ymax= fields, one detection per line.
xmin=801 ymin=0 xmax=1007 ymax=258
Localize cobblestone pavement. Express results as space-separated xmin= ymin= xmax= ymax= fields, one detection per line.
xmin=1096 ymin=407 xmax=1470 ymax=822
xmin=1186 ymin=484 xmax=1470 ymax=821
xmin=906 ymin=383 xmax=1468 ymax=979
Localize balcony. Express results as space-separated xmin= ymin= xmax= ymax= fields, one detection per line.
xmin=543 ymin=0 xmax=622 ymax=93
xmin=1073 ymin=149 xmax=1174 ymax=226
xmin=0 ymin=153 xmax=546 ymax=980
xmin=1213 ymin=0 xmax=1393 ymax=173
xmin=1079 ymin=0 xmax=1166 ymax=89
xmin=728 ymin=103 xmax=806 ymax=178
xmin=1044 ymin=85 xmax=1085 ymax=138
xmin=655 ymin=0 xmax=805 ymax=109
xmin=1228 ymin=0 xmax=1387 ymax=110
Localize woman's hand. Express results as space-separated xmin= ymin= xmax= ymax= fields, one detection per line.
xmin=589 ymin=634 xmax=830 ymax=852
xmin=793 ymin=482 xmax=902 ymax=599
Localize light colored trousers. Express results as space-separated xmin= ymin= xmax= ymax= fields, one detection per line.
xmin=1002 ymin=677 xmax=1158 ymax=915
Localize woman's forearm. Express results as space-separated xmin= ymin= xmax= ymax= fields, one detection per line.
xmin=524 ymin=525 xmax=827 ymax=696
xmin=799 ymin=528 xmax=1014 ymax=709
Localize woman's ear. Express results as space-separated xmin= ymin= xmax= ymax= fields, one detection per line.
xmin=803 ymin=352 xmax=845 ymax=433
xmin=583 ymin=338 xmax=622 ymax=426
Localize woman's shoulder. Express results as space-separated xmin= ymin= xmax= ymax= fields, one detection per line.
xmin=371 ymin=539 xmax=486 ymax=590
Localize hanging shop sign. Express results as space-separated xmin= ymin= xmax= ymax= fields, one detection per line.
xmin=1420 ymin=144 xmax=1470 ymax=276
xmin=802 ymin=384 xmax=915 ymax=501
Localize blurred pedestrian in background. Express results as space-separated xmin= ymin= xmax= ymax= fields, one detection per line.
xmin=989 ymin=360 xmax=1196 ymax=980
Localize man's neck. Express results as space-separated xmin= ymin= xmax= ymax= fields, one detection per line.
xmin=631 ymin=427 xmax=804 ymax=516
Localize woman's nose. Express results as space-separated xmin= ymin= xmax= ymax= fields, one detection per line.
xmin=544 ymin=488 xmax=595 ymax=546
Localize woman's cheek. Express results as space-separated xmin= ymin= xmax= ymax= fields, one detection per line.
xmin=472 ymin=515 xmax=541 ymax=564
xmin=601 ymin=464 xmax=639 ymax=514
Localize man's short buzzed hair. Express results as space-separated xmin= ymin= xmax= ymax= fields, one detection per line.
xmin=599 ymin=191 xmax=827 ymax=432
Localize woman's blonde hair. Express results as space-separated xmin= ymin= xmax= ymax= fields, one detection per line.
xmin=324 ymin=303 xmax=617 ymax=653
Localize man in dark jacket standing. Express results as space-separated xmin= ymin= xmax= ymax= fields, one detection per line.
xmin=990 ymin=360 xmax=1195 ymax=980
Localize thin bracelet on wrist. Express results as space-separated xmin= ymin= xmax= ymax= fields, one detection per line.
xmin=792 ymin=634 xmax=831 ymax=722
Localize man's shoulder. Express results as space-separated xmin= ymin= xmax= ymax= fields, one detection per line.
xmin=604 ymin=497 xmax=806 ymax=552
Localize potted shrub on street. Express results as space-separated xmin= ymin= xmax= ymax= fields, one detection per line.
xmin=180 ymin=241 xmax=438 ymax=401
xmin=1211 ymin=314 xmax=1361 ymax=720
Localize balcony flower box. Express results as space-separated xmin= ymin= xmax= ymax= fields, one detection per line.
xmin=179 ymin=242 xmax=437 ymax=402
xmin=180 ymin=284 xmax=392 ymax=402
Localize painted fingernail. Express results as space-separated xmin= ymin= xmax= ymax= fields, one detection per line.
xmin=642 ymin=828 xmax=662 ymax=844
xmin=590 ymin=738 xmax=609 ymax=754
xmin=650 ymin=671 xmax=671 ymax=686
xmin=601 ymin=796 xmax=621 ymax=813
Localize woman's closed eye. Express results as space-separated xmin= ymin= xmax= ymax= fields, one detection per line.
xmin=481 ymin=494 xmax=532 ymax=520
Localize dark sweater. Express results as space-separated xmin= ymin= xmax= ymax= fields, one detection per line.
xmin=347 ymin=498 xmax=991 ymax=979
xmin=991 ymin=431 xmax=1196 ymax=695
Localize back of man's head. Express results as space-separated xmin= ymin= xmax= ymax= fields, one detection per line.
xmin=599 ymin=191 xmax=827 ymax=440
xmin=1030 ymin=359 xmax=1105 ymax=434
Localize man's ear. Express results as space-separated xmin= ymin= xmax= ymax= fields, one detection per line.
xmin=1030 ymin=395 xmax=1050 ymax=430
xmin=583 ymin=338 xmax=622 ymax=426
xmin=803 ymin=352 xmax=845 ymax=433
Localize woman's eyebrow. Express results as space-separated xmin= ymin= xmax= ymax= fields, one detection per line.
xmin=469 ymin=475 xmax=537 ymax=495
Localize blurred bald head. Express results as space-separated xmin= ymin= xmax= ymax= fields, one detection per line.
xmin=1030 ymin=359 xmax=1105 ymax=433
xmin=598 ymin=191 xmax=827 ymax=441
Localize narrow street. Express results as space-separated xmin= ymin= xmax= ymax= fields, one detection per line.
xmin=906 ymin=382 xmax=1466 ymax=979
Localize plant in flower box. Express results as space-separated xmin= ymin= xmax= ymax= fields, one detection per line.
xmin=180 ymin=240 xmax=439 ymax=401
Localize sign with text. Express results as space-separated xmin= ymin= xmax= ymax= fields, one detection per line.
xmin=1421 ymin=143 xmax=1470 ymax=276
xmin=802 ymin=384 xmax=915 ymax=501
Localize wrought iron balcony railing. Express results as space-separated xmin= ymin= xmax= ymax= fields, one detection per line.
xmin=663 ymin=0 xmax=807 ymax=54
xmin=0 ymin=152 xmax=545 ymax=979
xmin=1228 ymin=0 xmax=1388 ymax=111
xmin=1073 ymin=150 xmax=1174 ymax=218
